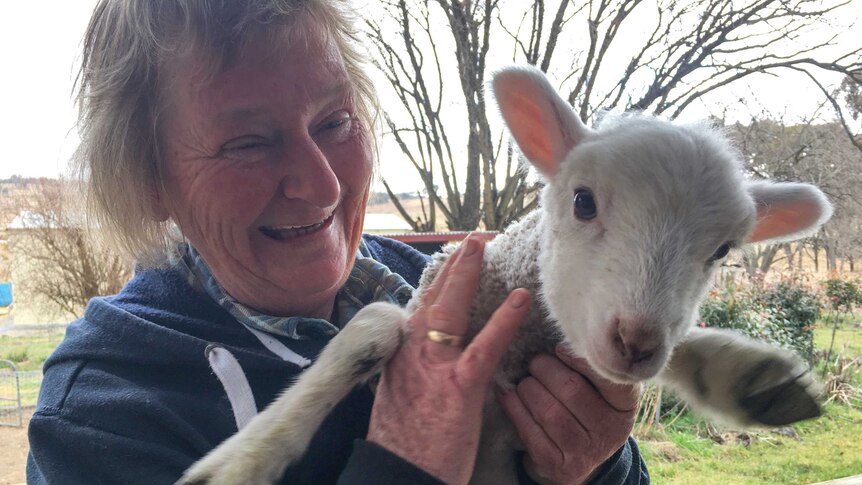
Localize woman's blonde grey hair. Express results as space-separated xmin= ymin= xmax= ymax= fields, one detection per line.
xmin=74 ymin=0 xmax=378 ymax=264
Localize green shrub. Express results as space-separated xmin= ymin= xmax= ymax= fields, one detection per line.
xmin=823 ymin=278 xmax=862 ymax=313
xmin=756 ymin=280 xmax=822 ymax=360
xmin=699 ymin=276 xmax=821 ymax=361
xmin=820 ymin=277 xmax=862 ymax=373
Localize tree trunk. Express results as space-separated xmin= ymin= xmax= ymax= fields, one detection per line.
xmin=813 ymin=245 xmax=820 ymax=272
xmin=782 ymin=243 xmax=795 ymax=271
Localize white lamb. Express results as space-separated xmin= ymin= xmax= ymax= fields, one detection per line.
xmin=182 ymin=65 xmax=832 ymax=485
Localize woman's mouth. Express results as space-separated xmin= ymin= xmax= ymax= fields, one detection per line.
xmin=260 ymin=213 xmax=334 ymax=240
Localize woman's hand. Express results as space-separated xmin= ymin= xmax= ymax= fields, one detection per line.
xmin=367 ymin=236 xmax=533 ymax=485
xmin=499 ymin=344 xmax=641 ymax=485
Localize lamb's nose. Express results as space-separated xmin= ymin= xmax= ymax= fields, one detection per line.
xmin=625 ymin=342 xmax=655 ymax=363
xmin=614 ymin=319 xmax=661 ymax=365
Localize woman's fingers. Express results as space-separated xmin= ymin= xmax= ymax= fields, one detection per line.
xmin=526 ymin=354 xmax=615 ymax=428
xmin=420 ymin=236 xmax=486 ymax=362
xmin=417 ymin=244 xmax=463 ymax=310
xmin=554 ymin=345 xmax=641 ymax=413
xmin=457 ymin=289 xmax=531 ymax=387
xmin=521 ymin=374 xmax=591 ymax=441
xmin=498 ymin=385 xmax=563 ymax=464
xmin=500 ymin=351 xmax=639 ymax=485
xmin=417 ymin=233 xmax=497 ymax=309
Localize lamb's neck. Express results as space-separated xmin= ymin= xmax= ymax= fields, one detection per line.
xmin=483 ymin=210 xmax=547 ymax=294
xmin=479 ymin=210 xmax=560 ymax=384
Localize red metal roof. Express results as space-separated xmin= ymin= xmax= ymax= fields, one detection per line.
xmin=377 ymin=231 xmax=498 ymax=244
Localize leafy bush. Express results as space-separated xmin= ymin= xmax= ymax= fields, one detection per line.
xmin=820 ymin=277 xmax=862 ymax=374
xmin=823 ymin=278 xmax=862 ymax=313
xmin=756 ymin=280 xmax=823 ymax=360
xmin=699 ymin=276 xmax=821 ymax=361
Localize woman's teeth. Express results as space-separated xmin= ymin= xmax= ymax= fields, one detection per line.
xmin=261 ymin=216 xmax=331 ymax=240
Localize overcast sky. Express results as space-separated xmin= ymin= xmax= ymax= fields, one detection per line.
xmin=1 ymin=1 xmax=860 ymax=193
xmin=0 ymin=2 xmax=96 ymax=182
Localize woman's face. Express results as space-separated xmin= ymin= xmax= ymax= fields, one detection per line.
xmin=159 ymin=20 xmax=372 ymax=318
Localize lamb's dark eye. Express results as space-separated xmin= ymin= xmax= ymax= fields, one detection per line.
xmin=708 ymin=243 xmax=732 ymax=263
xmin=573 ymin=189 xmax=597 ymax=221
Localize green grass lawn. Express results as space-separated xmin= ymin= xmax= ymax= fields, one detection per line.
xmin=640 ymin=403 xmax=862 ymax=484
xmin=640 ymin=319 xmax=862 ymax=484
xmin=1 ymin=319 xmax=861 ymax=482
xmin=1 ymin=330 xmax=65 ymax=408
xmin=0 ymin=331 xmax=64 ymax=372
xmin=814 ymin=316 xmax=862 ymax=358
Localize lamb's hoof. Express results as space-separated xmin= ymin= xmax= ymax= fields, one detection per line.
xmin=177 ymin=479 xmax=208 ymax=485
xmin=178 ymin=467 xmax=274 ymax=485
xmin=178 ymin=447 xmax=281 ymax=485
xmin=737 ymin=358 xmax=821 ymax=426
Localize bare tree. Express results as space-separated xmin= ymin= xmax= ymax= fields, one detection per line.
xmin=366 ymin=0 xmax=542 ymax=231
xmin=365 ymin=0 xmax=861 ymax=231
xmin=741 ymin=244 xmax=782 ymax=278
xmin=366 ymin=1 xmax=453 ymax=231
xmin=7 ymin=180 xmax=131 ymax=318
xmin=0 ymin=244 xmax=9 ymax=284
xmin=842 ymin=71 xmax=862 ymax=112
xmin=730 ymin=117 xmax=862 ymax=275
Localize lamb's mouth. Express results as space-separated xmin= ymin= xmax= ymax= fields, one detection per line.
xmin=593 ymin=352 xmax=666 ymax=384
xmin=260 ymin=213 xmax=334 ymax=240
xmin=589 ymin=350 xmax=649 ymax=384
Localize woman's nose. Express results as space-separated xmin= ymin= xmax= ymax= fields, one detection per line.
xmin=277 ymin=135 xmax=340 ymax=207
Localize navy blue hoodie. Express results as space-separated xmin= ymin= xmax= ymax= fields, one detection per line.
xmin=27 ymin=235 xmax=648 ymax=484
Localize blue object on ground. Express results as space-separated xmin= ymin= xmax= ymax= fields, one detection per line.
xmin=0 ymin=283 xmax=12 ymax=307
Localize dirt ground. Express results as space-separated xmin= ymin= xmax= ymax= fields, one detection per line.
xmin=0 ymin=411 xmax=29 ymax=485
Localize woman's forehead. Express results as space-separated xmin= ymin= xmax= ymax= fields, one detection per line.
xmin=163 ymin=15 xmax=342 ymax=89
xmin=163 ymin=21 xmax=350 ymax=113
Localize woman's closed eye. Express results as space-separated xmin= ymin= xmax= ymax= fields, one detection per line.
xmin=217 ymin=135 xmax=277 ymax=163
xmin=315 ymin=110 xmax=355 ymax=142
xmin=323 ymin=117 xmax=348 ymax=130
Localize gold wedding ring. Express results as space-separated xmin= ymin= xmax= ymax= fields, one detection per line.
xmin=426 ymin=329 xmax=466 ymax=348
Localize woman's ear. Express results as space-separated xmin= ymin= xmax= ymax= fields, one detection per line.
xmin=746 ymin=180 xmax=833 ymax=244
xmin=149 ymin=179 xmax=170 ymax=222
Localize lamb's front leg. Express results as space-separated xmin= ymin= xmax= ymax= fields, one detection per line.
xmin=657 ymin=327 xmax=821 ymax=427
xmin=180 ymin=302 xmax=409 ymax=485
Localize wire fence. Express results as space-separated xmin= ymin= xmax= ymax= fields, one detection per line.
xmin=0 ymin=360 xmax=41 ymax=427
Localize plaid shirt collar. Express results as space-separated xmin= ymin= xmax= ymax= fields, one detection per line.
xmin=174 ymin=241 xmax=414 ymax=340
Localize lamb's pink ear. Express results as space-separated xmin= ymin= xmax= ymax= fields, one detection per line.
xmin=491 ymin=66 xmax=590 ymax=178
xmin=746 ymin=181 xmax=833 ymax=244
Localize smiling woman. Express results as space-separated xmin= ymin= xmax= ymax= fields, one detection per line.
xmin=25 ymin=1 xmax=648 ymax=484
xmin=158 ymin=24 xmax=372 ymax=318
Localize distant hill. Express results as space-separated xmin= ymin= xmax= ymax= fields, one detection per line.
xmin=368 ymin=191 xmax=419 ymax=205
